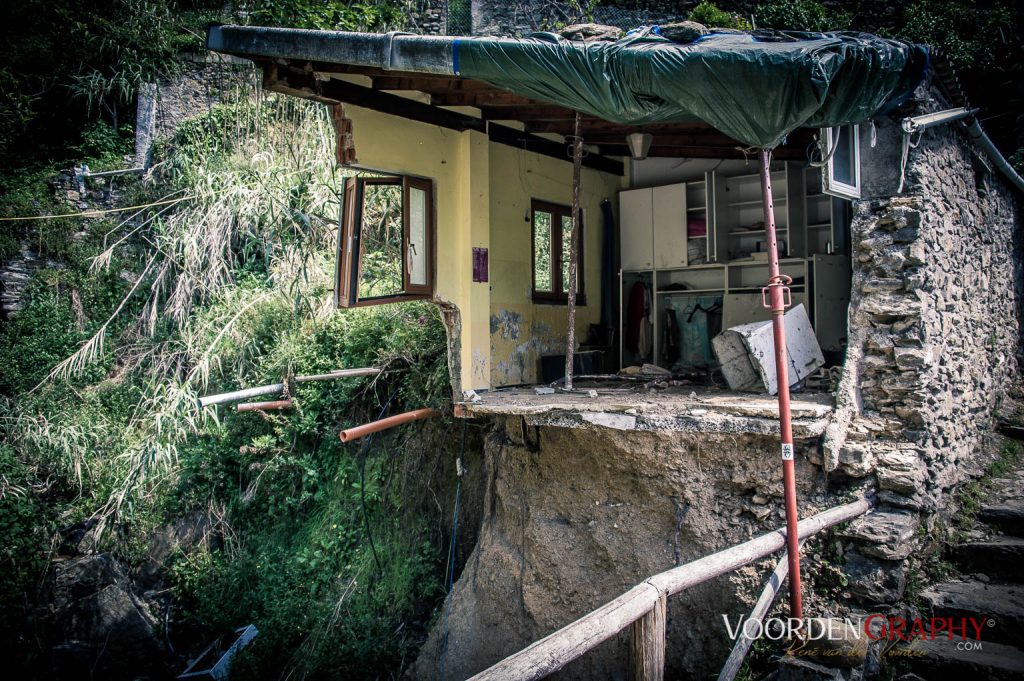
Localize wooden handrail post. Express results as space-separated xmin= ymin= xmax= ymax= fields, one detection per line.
xmin=630 ymin=595 xmax=666 ymax=681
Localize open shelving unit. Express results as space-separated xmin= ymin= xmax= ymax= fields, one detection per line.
xmin=619 ymin=161 xmax=852 ymax=370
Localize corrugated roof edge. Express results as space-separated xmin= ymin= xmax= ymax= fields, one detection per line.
xmin=206 ymin=24 xmax=456 ymax=75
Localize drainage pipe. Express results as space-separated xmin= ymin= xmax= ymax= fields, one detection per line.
xmin=199 ymin=383 xmax=285 ymax=407
xmin=963 ymin=119 xmax=1024 ymax=194
xmin=758 ymin=149 xmax=803 ymax=620
xmin=339 ymin=408 xmax=440 ymax=442
xmin=237 ymin=398 xmax=293 ymax=412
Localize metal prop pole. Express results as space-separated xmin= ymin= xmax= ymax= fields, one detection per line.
xmin=758 ymin=149 xmax=803 ymax=619
xmin=564 ymin=112 xmax=583 ymax=391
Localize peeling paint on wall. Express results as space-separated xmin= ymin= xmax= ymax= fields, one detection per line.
xmin=492 ymin=318 xmax=565 ymax=385
xmin=490 ymin=309 xmax=522 ymax=342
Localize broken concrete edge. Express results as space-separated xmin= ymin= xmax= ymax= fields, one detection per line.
xmin=451 ymin=399 xmax=833 ymax=437
xmin=454 ymin=390 xmax=832 ymax=417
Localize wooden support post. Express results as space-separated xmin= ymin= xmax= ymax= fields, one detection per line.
xmin=717 ymin=539 xmax=805 ymax=681
xmin=630 ymin=595 xmax=666 ymax=681
xmin=564 ymin=112 xmax=583 ymax=391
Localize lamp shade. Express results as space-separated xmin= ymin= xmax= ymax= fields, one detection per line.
xmin=626 ymin=132 xmax=653 ymax=160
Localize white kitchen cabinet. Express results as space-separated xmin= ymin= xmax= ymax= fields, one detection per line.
xmin=652 ymin=183 xmax=688 ymax=269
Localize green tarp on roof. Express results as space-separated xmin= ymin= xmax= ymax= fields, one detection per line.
xmin=454 ymin=30 xmax=928 ymax=148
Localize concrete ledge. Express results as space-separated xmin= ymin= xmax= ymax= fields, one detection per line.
xmin=457 ymin=387 xmax=834 ymax=437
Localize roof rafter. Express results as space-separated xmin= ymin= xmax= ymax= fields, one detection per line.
xmin=262 ymin=63 xmax=623 ymax=175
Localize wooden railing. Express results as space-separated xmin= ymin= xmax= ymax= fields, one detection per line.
xmin=467 ymin=498 xmax=871 ymax=681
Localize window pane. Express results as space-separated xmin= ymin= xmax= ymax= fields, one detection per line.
xmin=533 ymin=210 xmax=552 ymax=292
xmin=359 ymin=183 xmax=404 ymax=299
xmin=833 ymin=126 xmax=855 ymax=186
xmin=408 ymin=186 xmax=427 ymax=287
xmin=561 ymin=214 xmax=575 ymax=293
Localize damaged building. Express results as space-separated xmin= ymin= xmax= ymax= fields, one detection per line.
xmin=205 ymin=22 xmax=1022 ymax=680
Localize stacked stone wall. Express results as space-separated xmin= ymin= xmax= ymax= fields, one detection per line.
xmin=829 ymin=88 xmax=1022 ymax=602
xmin=134 ymin=54 xmax=256 ymax=166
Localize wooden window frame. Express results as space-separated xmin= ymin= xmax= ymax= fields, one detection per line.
xmin=531 ymin=199 xmax=585 ymax=305
xmin=335 ymin=174 xmax=435 ymax=308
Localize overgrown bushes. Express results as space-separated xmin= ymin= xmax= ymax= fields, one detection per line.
xmin=0 ymin=85 xmax=458 ymax=677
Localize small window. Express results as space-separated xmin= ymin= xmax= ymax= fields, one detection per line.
xmin=822 ymin=125 xmax=861 ymax=200
xmin=531 ymin=199 xmax=584 ymax=304
xmin=336 ymin=174 xmax=434 ymax=307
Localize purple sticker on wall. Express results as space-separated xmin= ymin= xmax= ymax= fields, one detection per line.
xmin=473 ymin=247 xmax=488 ymax=283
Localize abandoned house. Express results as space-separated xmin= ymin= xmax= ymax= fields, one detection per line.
xmin=205 ymin=23 xmax=1022 ymax=680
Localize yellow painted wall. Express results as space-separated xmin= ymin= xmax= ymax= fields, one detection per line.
xmin=488 ymin=143 xmax=622 ymax=387
xmin=343 ymin=104 xmax=490 ymax=393
xmin=342 ymin=103 xmax=624 ymax=393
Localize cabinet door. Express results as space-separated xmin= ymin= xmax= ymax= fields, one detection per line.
xmin=653 ymin=183 xmax=687 ymax=269
xmin=619 ymin=188 xmax=654 ymax=270
xmin=810 ymin=254 xmax=851 ymax=352
xmin=785 ymin=163 xmax=806 ymax=258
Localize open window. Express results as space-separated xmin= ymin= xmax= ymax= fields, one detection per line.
xmin=335 ymin=174 xmax=434 ymax=307
xmin=531 ymin=199 xmax=585 ymax=304
xmin=822 ymin=125 xmax=861 ymax=200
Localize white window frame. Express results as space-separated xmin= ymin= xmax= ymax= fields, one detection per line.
xmin=822 ymin=125 xmax=861 ymax=200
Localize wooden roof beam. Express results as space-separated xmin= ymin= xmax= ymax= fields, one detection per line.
xmin=526 ymin=120 xmax=718 ymax=135
xmin=261 ymin=65 xmax=623 ymax=175
xmin=265 ymin=65 xmax=486 ymax=133
xmin=430 ymin=91 xmax=539 ymax=107
xmin=596 ymin=144 xmax=807 ymax=160
xmin=480 ymin=105 xmax=587 ymax=121
xmin=371 ymin=75 xmax=498 ymax=92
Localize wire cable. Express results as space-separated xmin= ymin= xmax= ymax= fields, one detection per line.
xmin=355 ymin=387 xmax=399 ymax=574
xmin=439 ymin=418 xmax=467 ymax=681
xmin=0 ymin=194 xmax=196 ymax=221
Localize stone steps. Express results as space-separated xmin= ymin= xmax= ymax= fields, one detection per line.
xmin=979 ymin=501 xmax=1024 ymax=537
xmin=920 ymin=580 xmax=1024 ymax=647
xmin=951 ymin=537 xmax=1024 ymax=581
xmin=900 ymin=637 xmax=1024 ymax=681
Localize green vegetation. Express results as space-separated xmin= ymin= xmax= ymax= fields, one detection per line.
xmin=754 ymin=0 xmax=852 ymax=32
xmin=688 ymin=1 xmax=752 ymax=31
xmin=0 ymin=85 xmax=457 ymax=676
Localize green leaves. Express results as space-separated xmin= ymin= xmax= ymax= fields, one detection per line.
xmin=242 ymin=0 xmax=412 ymax=32
xmin=754 ymin=0 xmax=852 ymax=32
xmin=688 ymin=1 xmax=753 ymax=31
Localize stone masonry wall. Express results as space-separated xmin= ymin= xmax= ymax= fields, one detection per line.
xmin=826 ymin=87 xmax=1022 ymax=603
xmin=134 ymin=54 xmax=256 ymax=166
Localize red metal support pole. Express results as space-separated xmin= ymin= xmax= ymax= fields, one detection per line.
xmin=758 ymin=149 xmax=803 ymax=620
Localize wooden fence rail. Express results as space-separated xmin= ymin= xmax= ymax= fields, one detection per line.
xmin=467 ymin=498 xmax=870 ymax=681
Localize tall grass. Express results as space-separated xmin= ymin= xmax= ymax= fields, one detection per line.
xmin=16 ymin=85 xmax=349 ymax=523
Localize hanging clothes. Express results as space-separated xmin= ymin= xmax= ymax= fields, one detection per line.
xmin=625 ymin=280 xmax=652 ymax=358
xmin=663 ymin=308 xmax=681 ymax=365
xmin=625 ymin=281 xmax=644 ymax=352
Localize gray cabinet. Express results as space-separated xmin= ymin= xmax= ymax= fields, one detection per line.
xmin=652 ymin=183 xmax=688 ymax=269
xmin=809 ymin=254 xmax=851 ymax=352
xmin=619 ymin=187 xmax=655 ymax=270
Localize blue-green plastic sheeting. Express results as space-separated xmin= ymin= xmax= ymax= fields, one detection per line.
xmin=453 ymin=30 xmax=928 ymax=149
